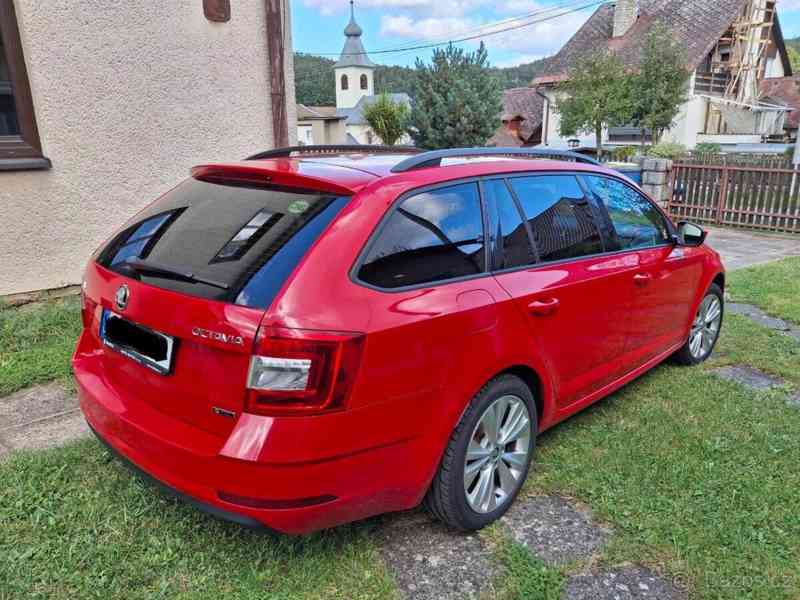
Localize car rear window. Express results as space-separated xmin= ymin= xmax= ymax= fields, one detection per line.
xmin=97 ymin=178 xmax=349 ymax=308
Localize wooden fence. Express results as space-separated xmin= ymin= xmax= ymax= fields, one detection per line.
xmin=667 ymin=163 xmax=800 ymax=233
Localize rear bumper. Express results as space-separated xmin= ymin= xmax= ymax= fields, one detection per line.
xmin=74 ymin=345 xmax=430 ymax=534
xmin=89 ymin=424 xmax=267 ymax=529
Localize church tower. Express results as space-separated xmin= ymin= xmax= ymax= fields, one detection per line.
xmin=334 ymin=1 xmax=375 ymax=109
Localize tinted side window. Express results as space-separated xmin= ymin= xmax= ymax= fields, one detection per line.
xmin=584 ymin=176 xmax=670 ymax=251
xmin=358 ymin=183 xmax=485 ymax=289
xmin=509 ymin=175 xmax=603 ymax=263
xmin=483 ymin=179 xmax=536 ymax=270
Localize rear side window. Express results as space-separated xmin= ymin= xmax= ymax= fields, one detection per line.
xmin=583 ymin=176 xmax=671 ymax=251
xmin=97 ymin=178 xmax=349 ymax=308
xmin=509 ymin=175 xmax=604 ymax=263
xmin=358 ymin=182 xmax=485 ymax=289
xmin=483 ymin=179 xmax=536 ymax=270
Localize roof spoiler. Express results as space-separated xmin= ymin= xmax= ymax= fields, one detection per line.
xmin=190 ymin=163 xmax=358 ymax=196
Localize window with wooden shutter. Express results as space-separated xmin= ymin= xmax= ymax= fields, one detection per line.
xmin=0 ymin=0 xmax=49 ymax=170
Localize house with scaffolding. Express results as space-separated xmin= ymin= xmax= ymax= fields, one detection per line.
xmin=533 ymin=0 xmax=795 ymax=151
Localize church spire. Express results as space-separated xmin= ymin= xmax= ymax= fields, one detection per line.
xmin=335 ymin=1 xmax=375 ymax=68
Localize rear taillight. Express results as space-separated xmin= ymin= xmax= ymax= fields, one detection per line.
xmin=80 ymin=277 xmax=96 ymax=329
xmin=245 ymin=327 xmax=364 ymax=416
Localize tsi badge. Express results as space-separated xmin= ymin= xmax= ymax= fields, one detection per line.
xmin=192 ymin=327 xmax=244 ymax=346
xmin=115 ymin=284 xmax=130 ymax=311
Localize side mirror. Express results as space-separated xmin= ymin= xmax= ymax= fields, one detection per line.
xmin=676 ymin=221 xmax=707 ymax=247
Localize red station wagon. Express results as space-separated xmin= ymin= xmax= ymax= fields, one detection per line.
xmin=74 ymin=146 xmax=725 ymax=534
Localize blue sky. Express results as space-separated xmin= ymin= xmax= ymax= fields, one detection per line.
xmin=291 ymin=0 xmax=800 ymax=68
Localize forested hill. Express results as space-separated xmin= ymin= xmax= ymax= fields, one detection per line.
xmin=294 ymin=52 xmax=547 ymax=106
xmin=786 ymin=36 xmax=800 ymax=72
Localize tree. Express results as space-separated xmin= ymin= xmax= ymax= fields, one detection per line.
xmin=362 ymin=94 xmax=409 ymax=146
xmin=408 ymin=43 xmax=502 ymax=149
xmin=631 ymin=23 xmax=690 ymax=145
xmin=293 ymin=53 xmax=336 ymax=106
xmin=787 ymin=46 xmax=800 ymax=73
xmin=292 ymin=51 xmax=549 ymax=107
xmin=556 ymin=51 xmax=633 ymax=160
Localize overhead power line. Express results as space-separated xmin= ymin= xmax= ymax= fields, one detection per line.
xmin=301 ymin=0 xmax=607 ymax=57
xmin=369 ymin=0 xmax=601 ymax=53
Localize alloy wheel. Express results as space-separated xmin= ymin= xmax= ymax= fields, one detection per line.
xmin=689 ymin=294 xmax=722 ymax=359
xmin=463 ymin=394 xmax=531 ymax=514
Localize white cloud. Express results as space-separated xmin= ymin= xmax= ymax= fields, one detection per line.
xmin=380 ymin=15 xmax=478 ymax=38
xmin=493 ymin=53 xmax=545 ymax=67
xmin=302 ymin=0 xmax=592 ymax=62
xmin=302 ymin=0 xmax=487 ymax=17
xmin=378 ymin=5 xmax=588 ymax=57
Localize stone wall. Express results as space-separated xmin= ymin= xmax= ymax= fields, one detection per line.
xmin=640 ymin=158 xmax=673 ymax=208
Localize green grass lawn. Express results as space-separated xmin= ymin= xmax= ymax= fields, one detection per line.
xmin=1 ymin=258 xmax=799 ymax=599
xmin=728 ymin=256 xmax=800 ymax=325
xmin=0 ymin=297 xmax=81 ymax=396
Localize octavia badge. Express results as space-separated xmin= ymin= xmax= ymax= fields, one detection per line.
xmin=115 ymin=284 xmax=130 ymax=311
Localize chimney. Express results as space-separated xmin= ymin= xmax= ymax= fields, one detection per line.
xmin=612 ymin=0 xmax=638 ymax=38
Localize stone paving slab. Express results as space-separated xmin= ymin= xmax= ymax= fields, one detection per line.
xmin=378 ymin=509 xmax=497 ymax=600
xmin=712 ymin=365 xmax=786 ymax=390
xmin=3 ymin=411 xmax=89 ymax=452
xmin=501 ymin=495 xmax=611 ymax=566
xmin=563 ymin=567 xmax=686 ymax=600
xmin=0 ymin=382 xmax=79 ymax=430
xmin=0 ymin=382 xmax=88 ymax=455
xmin=712 ymin=365 xmax=800 ymax=408
xmin=727 ymin=302 xmax=800 ymax=342
xmin=705 ymin=227 xmax=800 ymax=271
xmin=0 ymin=434 xmax=10 ymax=460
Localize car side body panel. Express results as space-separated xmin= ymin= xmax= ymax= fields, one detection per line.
xmin=74 ymin=154 xmax=725 ymax=533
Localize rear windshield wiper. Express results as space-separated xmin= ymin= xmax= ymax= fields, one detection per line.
xmin=119 ymin=258 xmax=230 ymax=290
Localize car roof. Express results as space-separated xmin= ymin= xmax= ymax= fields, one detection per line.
xmin=192 ymin=151 xmax=622 ymax=197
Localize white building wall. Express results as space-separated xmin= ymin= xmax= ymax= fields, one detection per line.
xmin=662 ymin=93 xmax=707 ymax=149
xmin=542 ymin=87 xmax=709 ymax=150
xmin=335 ymin=66 xmax=374 ymax=109
xmin=298 ymin=124 xmax=314 ymax=145
xmin=765 ymin=54 xmax=785 ymax=78
xmin=540 ymin=90 xmax=608 ymax=148
xmin=1 ymin=0 xmax=295 ymax=296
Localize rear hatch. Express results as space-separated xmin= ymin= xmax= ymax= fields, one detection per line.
xmin=82 ymin=172 xmax=352 ymax=436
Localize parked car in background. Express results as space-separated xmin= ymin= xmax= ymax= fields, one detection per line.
xmin=73 ymin=146 xmax=725 ymax=534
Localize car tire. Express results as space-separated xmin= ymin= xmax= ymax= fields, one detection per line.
xmin=424 ymin=374 xmax=537 ymax=531
xmin=673 ymin=283 xmax=724 ymax=366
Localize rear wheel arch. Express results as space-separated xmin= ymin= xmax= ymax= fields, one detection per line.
xmin=496 ymin=365 xmax=547 ymax=430
xmin=712 ymin=271 xmax=725 ymax=292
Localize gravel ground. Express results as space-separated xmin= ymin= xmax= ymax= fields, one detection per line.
xmin=501 ymin=495 xmax=611 ymax=566
xmin=563 ymin=566 xmax=687 ymax=600
xmin=378 ymin=509 xmax=498 ymax=600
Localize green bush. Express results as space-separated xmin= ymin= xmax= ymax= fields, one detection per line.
xmin=695 ymin=142 xmax=721 ymax=155
xmin=648 ymin=141 xmax=687 ymax=160
xmin=613 ymin=146 xmax=637 ymax=162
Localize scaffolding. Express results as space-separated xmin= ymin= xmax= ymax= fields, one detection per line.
xmin=695 ymin=0 xmax=788 ymax=137
xmin=723 ymin=0 xmax=776 ymax=103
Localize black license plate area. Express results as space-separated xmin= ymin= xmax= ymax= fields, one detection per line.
xmin=101 ymin=310 xmax=175 ymax=375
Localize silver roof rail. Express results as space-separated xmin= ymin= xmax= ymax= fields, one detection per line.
xmin=246 ymin=145 xmax=420 ymax=161
xmin=389 ymin=147 xmax=601 ymax=173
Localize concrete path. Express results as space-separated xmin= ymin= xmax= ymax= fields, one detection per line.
xmin=705 ymin=227 xmax=800 ymax=271
xmin=0 ymin=383 xmax=87 ymax=459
